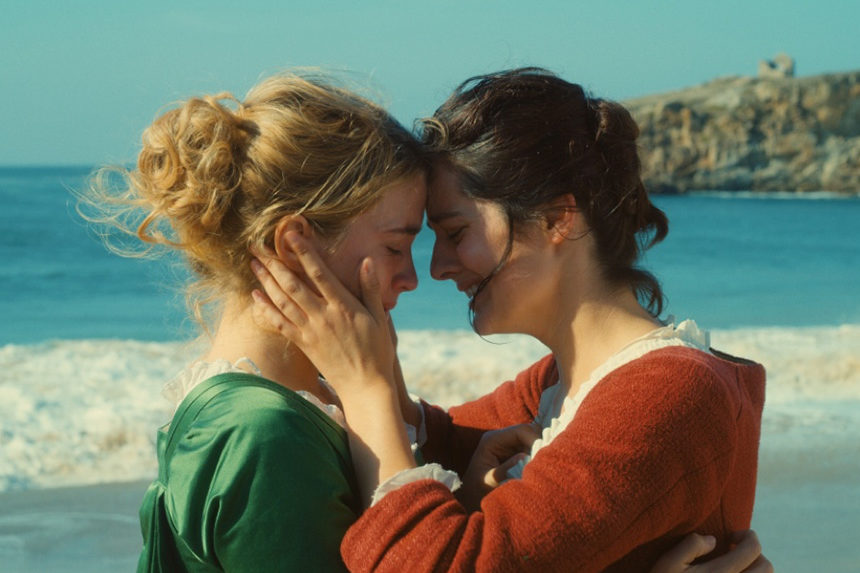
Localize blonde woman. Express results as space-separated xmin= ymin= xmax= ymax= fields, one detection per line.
xmin=85 ymin=72 xmax=427 ymax=571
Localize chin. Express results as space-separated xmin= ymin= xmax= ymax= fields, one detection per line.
xmin=473 ymin=306 xmax=526 ymax=337
xmin=472 ymin=313 xmax=501 ymax=336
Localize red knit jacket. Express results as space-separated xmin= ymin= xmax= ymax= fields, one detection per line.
xmin=341 ymin=347 xmax=765 ymax=572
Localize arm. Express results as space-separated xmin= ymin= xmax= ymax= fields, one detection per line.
xmin=387 ymin=318 xmax=423 ymax=429
xmin=251 ymin=234 xmax=416 ymax=506
xmin=341 ymin=355 xmax=742 ymax=572
xmin=420 ymin=354 xmax=554 ymax=474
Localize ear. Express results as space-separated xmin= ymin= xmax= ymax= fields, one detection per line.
xmin=544 ymin=194 xmax=578 ymax=244
xmin=273 ymin=215 xmax=315 ymax=269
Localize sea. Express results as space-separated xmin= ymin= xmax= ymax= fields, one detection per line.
xmin=1 ymin=166 xmax=859 ymax=571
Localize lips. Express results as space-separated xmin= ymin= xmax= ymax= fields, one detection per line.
xmin=456 ymin=282 xmax=480 ymax=299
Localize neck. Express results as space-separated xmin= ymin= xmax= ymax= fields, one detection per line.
xmin=201 ymin=295 xmax=324 ymax=399
xmin=542 ymin=286 xmax=660 ymax=398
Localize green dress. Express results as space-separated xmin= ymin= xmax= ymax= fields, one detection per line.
xmin=137 ymin=372 xmax=360 ymax=572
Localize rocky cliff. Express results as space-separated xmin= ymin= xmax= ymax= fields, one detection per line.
xmin=624 ymin=70 xmax=860 ymax=193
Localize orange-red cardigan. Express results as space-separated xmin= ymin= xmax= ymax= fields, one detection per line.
xmin=341 ymin=346 xmax=765 ymax=572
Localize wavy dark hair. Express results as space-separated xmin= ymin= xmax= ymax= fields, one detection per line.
xmin=421 ymin=67 xmax=668 ymax=321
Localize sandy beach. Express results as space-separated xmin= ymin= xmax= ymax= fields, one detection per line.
xmin=2 ymin=430 xmax=858 ymax=572
xmin=0 ymin=480 xmax=146 ymax=572
xmin=2 ymin=326 xmax=859 ymax=571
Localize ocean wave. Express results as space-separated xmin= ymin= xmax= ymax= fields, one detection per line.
xmin=2 ymin=325 xmax=858 ymax=492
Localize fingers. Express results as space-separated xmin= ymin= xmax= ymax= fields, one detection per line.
xmin=488 ymin=453 xmax=528 ymax=488
xmin=650 ymin=533 xmax=717 ymax=573
xmin=250 ymin=256 xmax=319 ymax=324
xmin=699 ymin=530 xmax=763 ymax=572
xmin=744 ymin=556 xmax=773 ymax=573
xmin=359 ymin=258 xmax=386 ymax=322
xmin=251 ymin=288 xmax=301 ymax=340
xmin=283 ymin=231 xmax=351 ymax=302
xmin=489 ymin=423 xmax=542 ymax=454
xmin=729 ymin=529 xmax=760 ymax=550
xmin=684 ymin=530 xmax=765 ymax=573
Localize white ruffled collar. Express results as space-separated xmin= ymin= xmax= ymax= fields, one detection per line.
xmin=162 ymin=357 xmax=346 ymax=428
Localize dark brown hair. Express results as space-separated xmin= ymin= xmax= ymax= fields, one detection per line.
xmin=421 ymin=67 xmax=668 ymax=316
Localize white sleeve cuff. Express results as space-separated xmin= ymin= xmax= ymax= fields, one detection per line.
xmin=369 ymin=463 xmax=462 ymax=507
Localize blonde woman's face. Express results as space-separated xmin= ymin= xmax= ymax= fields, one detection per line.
xmin=323 ymin=173 xmax=426 ymax=313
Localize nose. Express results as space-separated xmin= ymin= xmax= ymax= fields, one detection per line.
xmin=393 ymin=255 xmax=419 ymax=293
xmin=430 ymin=240 xmax=457 ymax=281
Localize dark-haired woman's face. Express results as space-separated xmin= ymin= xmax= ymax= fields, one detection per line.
xmin=427 ymin=166 xmax=557 ymax=336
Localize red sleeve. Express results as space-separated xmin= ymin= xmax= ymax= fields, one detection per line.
xmin=343 ymin=349 xmax=760 ymax=573
xmin=420 ymin=354 xmax=556 ymax=474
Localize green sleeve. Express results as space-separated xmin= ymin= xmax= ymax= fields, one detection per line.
xmin=166 ymin=386 xmax=358 ymax=572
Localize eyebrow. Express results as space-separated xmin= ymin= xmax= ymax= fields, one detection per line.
xmin=382 ymin=224 xmax=423 ymax=236
xmin=426 ymin=211 xmax=462 ymax=227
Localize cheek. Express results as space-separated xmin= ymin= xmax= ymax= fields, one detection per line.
xmin=363 ymin=255 xmax=395 ymax=290
xmin=460 ymin=237 xmax=502 ymax=275
xmin=324 ymin=251 xmax=363 ymax=299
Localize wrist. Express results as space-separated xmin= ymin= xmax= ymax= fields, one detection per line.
xmin=339 ymin=384 xmax=416 ymax=505
xmin=336 ymin=373 xmax=397 ymax=407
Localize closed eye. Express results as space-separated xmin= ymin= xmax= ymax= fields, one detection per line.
xmin=447 ymin=226 xmax=466 ymax=242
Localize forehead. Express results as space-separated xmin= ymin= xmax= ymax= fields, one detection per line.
xmin=427 ymin=165 xmax=473 ymax=222
xmin=361 ymin=172 xmax=426 ymax=230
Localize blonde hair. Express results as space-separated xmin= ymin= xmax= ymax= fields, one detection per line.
xmin=82 ymin=72 xmax=427 ymax=328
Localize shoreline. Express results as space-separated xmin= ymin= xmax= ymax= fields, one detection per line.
xmin=2 ymin=325 xmax=859 ymax=571
xmin=0 ymin=480 xmax=148 ymax=573
xmin=2 ymin=457 xmax=858 ymax=572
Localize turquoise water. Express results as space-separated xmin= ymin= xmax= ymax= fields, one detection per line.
xmin=2 ymin=167 xmax=859 ymax=573
xmin=1 ymin=166 xmax=859 ymax=344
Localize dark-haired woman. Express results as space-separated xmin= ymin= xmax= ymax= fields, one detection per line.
xmin=251 ymin=68 xmax=769 ymax=572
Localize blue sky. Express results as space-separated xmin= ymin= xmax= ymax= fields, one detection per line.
xmin=1 ymin=0 xmax=858 ymax=166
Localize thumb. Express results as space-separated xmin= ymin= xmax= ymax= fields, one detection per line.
xmin=359 ymin=258 xmax=386 ymax=321
xmin=649 ymin=533 xmax=716 ymax=573
xmin=495 ymin=422 xmax=542 ymax=453
xmin=487 ymin=453 xmax=528 ymax=489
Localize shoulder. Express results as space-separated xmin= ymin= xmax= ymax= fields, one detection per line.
xmin=604 ymin=345 xmax=764 ymax=398
xmin=166 ymin=377 xmax=355 ymax=500
xmin=514 ymin=353 xmax=558 ymax=394
xmin=199 ymin=378 xmax=332 ymax=431
xmin=498 ymin=353 xmax=558 ymax=418
xmin=579 ymin=346 xmax=765 ymax=439
xmin=173 ymin=377 xmax=348 ymax=466
xmin=161 ymin=378 xmax=358 ymax=572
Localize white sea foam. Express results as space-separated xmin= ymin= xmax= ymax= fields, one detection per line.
xmin=1 ymin=325 xmax=858 ymax=493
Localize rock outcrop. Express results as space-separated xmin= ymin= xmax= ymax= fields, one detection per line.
xmin=624 ymin=70 xmax=860 ymax=193
xmin=758 ymin=53 xmax=795 ymax=79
